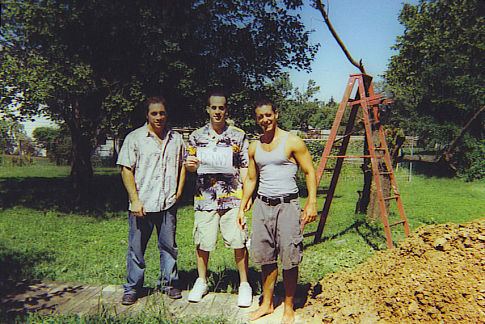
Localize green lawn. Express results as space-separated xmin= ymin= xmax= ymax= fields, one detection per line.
xmin=1 ymin=161 xmax=483 ymax=292
xmin=1 ymin=160 xmax=483 ymax=323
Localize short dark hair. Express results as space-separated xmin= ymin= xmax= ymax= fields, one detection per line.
xmin=145 ymin=96 xmax=167 ymax=114
xmin=254 ymin=98 xmax=276 ymax=112
xmin=207 ymin=92 xmax=226 ymax=105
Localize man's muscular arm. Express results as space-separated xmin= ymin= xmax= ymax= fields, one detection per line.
xmin=237 ymin=142 xmax=258 ymax=230
xmin=290 ymin=135 xmax=318 ymax=228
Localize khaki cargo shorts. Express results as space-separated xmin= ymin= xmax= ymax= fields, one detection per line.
xmin=193 ymin=208 xmax=248 ymax=251
xmin=250 ymin=196 xmax=303 ymax=270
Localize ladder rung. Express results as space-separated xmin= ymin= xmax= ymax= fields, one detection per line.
xmin=324 ymin=168 xmax=334 ymax=172
xmin=384 ymin=195 xmax=399 ymax=201
xmin=375 ymin=148 xmax=386 ymax=151
xmin=389 ymin=220 xmax=406 ymax=227
xmin=303 ymin=231 xmax=316 ymax=238
xmin=379 ymin=171 xmax=392 ymax=175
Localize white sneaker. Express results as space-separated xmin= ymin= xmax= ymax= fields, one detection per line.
xmin=237 ymin=282 xmax=252 ymax=307
xmin=188 ymin=278 xmax=208 ymax=302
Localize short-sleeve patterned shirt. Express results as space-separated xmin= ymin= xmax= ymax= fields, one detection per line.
xmin=117 ymin=124 xmax=185 ymax=212
xmin=187 ymin=124 xmax=249 ymax=211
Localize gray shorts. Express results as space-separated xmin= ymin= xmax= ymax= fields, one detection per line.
xmin=250 ymin=196 xmax=303 ymax=270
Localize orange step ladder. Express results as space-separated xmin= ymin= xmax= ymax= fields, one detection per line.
xmin=304 ymin=73 xmax=410 ymax=248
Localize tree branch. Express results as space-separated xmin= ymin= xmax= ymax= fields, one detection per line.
xmin=314 ymin=0 xmax=366 ymax=74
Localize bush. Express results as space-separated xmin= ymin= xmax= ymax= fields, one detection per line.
xmin=459 ymin=138 xmax=485 ymax=181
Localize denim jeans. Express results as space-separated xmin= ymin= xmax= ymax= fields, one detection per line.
xmin=123 ymin=206 xmax=178 ymax=295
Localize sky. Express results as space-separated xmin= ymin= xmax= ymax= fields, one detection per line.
xmin=288 ymin=0 xmax=418 ymax=102
xmin=22 ymin=0 xmax=418 ymax=136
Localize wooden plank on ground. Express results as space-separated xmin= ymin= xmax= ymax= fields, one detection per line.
xmin=98 ymin=284 xmax=123 ymax=304
xmin=2 ymin=281 xmax=270 ymax=323
xmin=10 ymin=282 xmax=80 ymax=315
xmin=56 ymin=284 xmax=102 ymax=314
xmin=44 ymin=284 xmax=87 ymax=315
xmin=36 ymin=282 xmax=85 ymax=315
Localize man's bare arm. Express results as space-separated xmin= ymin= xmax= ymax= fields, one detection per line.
xmin=176 ymin=164 xmax=186 ymax=202
xmin=290 ymin=135 xmax=318 ymax=227
xmin=121 ymin=166 xmax=145 ymax=217
xmin=237 ymin=142 xmax=258 ymax=230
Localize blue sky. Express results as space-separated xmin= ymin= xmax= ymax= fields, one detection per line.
xmin=288 ymin=0 xmax=418 ymax=102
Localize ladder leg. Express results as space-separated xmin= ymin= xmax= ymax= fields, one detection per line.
xmin=313 ymin=90 xmax=361 ymax=243
xmin=375 ymin=120 xmax=411 ymax=235
xmin=358 ymin=78 xmax=394 ymax=249
xmin=315 ymin=76 xmax=358 ymax=183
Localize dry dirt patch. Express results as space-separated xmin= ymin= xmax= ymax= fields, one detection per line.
xmin=301 ymin=218 xmax=485 ymax=323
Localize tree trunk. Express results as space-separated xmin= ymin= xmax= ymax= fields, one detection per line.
xmin=111 ymin=136 xmax=119 ymax=166
xmin=358 ymin=137 xmax=372 ymax=215
xmin=357 ymin=129 xmax=391 ymax=221
xmin=68 ymin=100 xmax=95 ymax=207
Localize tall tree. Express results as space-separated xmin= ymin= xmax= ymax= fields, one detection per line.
xmin=33 ymin=126 xmax=71 ymax=165
xmin=0 ymin=119 xmax=17 ymax=154
xmin=0 ymin=0 xmax=318 ymax=204
xmin=265 ymin=74 xmax=335 ymax=133
xmin=385 ymin=0 xmax=484 ymax=179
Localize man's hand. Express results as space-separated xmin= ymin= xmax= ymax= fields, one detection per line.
xmin=301 ymin=201 xmax=318 ymax=231
xmin=175 ymin=193 xmax=182 ymax=204
xmin=131 ymin=200 xmax=146 ymax=218
xmin=185 ymin=155 xmax=199 ymax=173
xmin=237 ymin=210 xmax=247 ymax=230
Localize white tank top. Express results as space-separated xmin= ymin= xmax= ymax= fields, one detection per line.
xmin=255 ymin=133 xmax=298 ymax=198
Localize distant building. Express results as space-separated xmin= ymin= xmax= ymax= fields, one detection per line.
xmin=93 ymin=136 xmax=120 ymax=158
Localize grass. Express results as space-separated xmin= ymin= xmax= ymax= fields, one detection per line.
xmin=4 ymin=310 xmax=230 ymax=324
xmin=0 ymin=159 xmax=484 ymax=322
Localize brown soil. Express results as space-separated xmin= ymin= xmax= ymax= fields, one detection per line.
xmin=301 ymin=218 xmax=485 ymax=323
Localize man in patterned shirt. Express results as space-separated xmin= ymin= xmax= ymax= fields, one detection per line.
xmin=117 ymin=96 xmax=186 ymax=305
xmin=185 ymin=92 xmax=252 ymax=307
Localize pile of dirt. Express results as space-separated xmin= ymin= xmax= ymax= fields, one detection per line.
xmin=301 ymin=218 xmax=485 ymax=323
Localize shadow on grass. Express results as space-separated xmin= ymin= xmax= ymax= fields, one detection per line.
xmin=353 ymin=220 xmax=387 ymax=250
xmin=304 ymin=218 xmax=386 ymax=251
xmin=0 ymin=242 xmax=58 ymax=321
xmin=0 ymin=242 xmax=56 ymax=285
xmin=0 ymin=173 xmax=196 ymax=217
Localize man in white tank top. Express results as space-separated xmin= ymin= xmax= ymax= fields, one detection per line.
xmin=237 ymin=99 xmax=318 ymax=324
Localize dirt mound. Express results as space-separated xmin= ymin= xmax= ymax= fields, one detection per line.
xmin=301 ymin=218 xmax=485 ymax=323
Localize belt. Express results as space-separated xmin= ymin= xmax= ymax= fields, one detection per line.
xmin=258 ymin=193 xmax=299 ymax=206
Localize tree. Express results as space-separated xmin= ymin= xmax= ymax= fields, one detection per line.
xmin=384 ymin=0 xmax=484 ymax=179
xmin=32 ymin=127 xmax=58 ymax=157
xmin=0 ymin=119 xmax=16 ymax=154
xmin=265 ymin=74 xmax=336 ymax=132
xmin=33 ymin=126 xmax=71 ymax=165
xmin=0 ymin=117 xmax=25 ymax=154
xmin=0 ymin=0 xmax=318 ymax=204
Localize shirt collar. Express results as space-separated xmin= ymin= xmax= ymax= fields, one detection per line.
xmin=205 ymin=123 xmax=228 ymax=137
xmin=143 ymin=123 xmax=171 ymax=139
